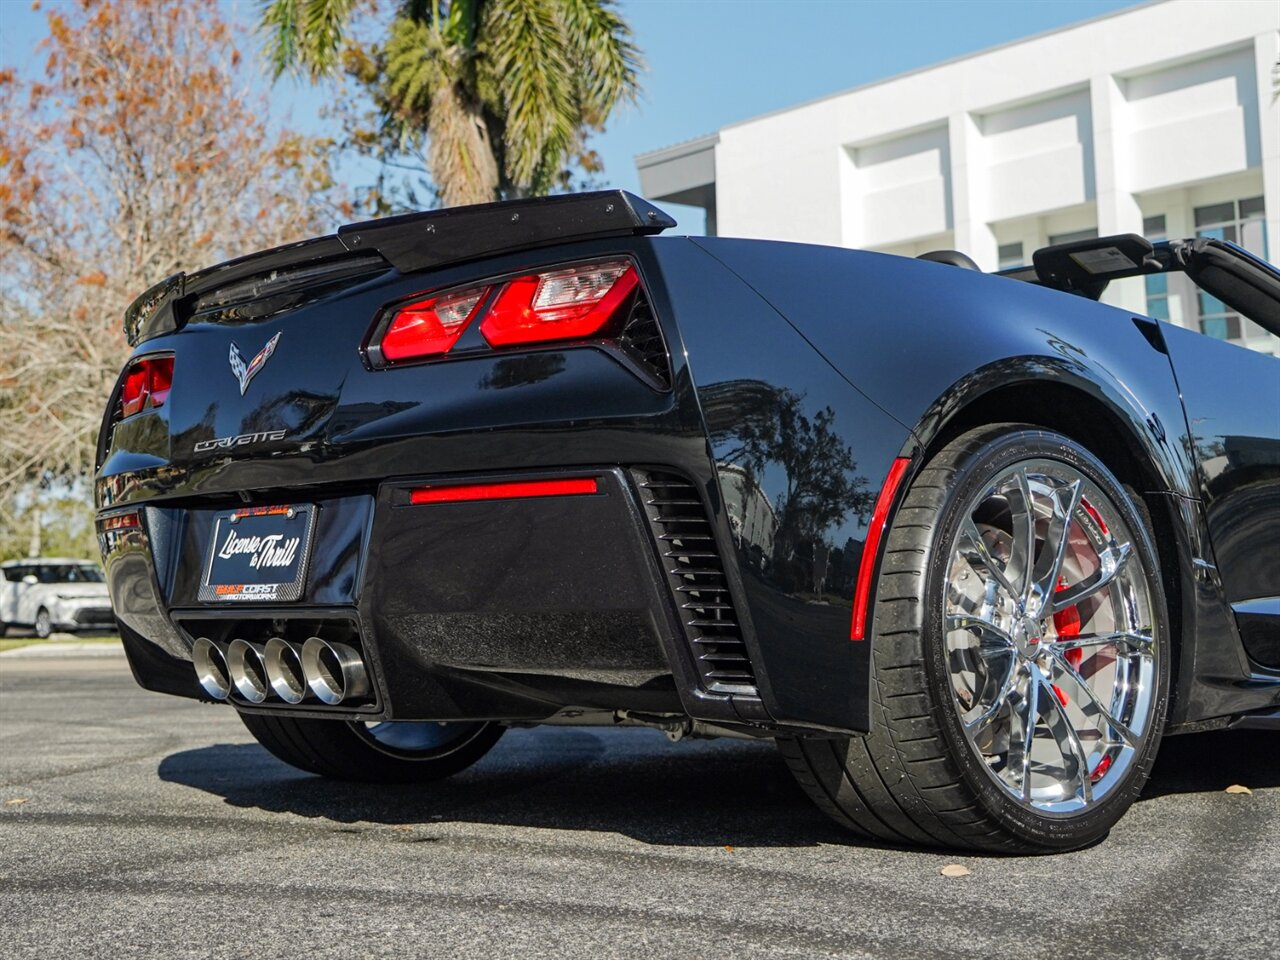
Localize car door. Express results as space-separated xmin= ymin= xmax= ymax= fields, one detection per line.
xmin=1 ymin=565 xmax=23 ymax=623
xmin=4 ymin=564 xmax=34 ymax=624
xmin=1161 ymin=324 xmax=1280 ymax=669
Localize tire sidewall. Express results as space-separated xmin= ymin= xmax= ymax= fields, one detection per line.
xmin=917 ymin=427 xmax=1171 ymax=849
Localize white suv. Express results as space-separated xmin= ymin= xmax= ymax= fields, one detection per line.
xmin=1 ymin=559 xmax=113 ymax=638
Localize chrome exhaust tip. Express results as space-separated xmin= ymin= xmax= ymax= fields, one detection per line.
xmin=301 ymin=637 xmax=369 ymax=705
xmin=264 ymin=637 xmax=307 ymax=704
xmin=192 ymin=637 xmax=231 ymax=700
xmin=227 ymin=638 xmax=270 ymax=704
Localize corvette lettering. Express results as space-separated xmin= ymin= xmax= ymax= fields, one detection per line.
xmin=193 ymin=429 xmax=287 ymax=453
xmin=216 ymin=529 xmax=300 ymax=570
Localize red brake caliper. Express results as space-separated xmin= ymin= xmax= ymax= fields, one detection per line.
xmin=1054 ymin=573 xmax=1111 ymax=783
xmin=1050 ymin=577 xmax=1081 ymax=708
xmin=1053 ymin=577 xmax=1083 ymax=666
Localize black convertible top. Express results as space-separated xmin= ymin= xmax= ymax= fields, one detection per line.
xmin=996 ymin=233 xmax=1280 ymax=333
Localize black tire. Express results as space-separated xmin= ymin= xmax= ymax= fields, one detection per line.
xmin=34 ymin=608 xmax=52 ymax=639
xmin=239 ymin=712 xmax=504 ymax=784
xmin=781 ymin=425 xmax=1171 ymax=852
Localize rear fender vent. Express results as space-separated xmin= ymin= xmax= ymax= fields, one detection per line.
xmin=632 ymin=469 xmax=757 ymax=695
xmin=616 ymin=293 xmax=671 ymax=389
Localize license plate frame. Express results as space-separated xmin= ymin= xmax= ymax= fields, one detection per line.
xmin=199 ymin=504 xmax=316 ymax=603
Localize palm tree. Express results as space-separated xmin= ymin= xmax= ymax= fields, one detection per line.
xmin=261 ymin=0 xmax=641 ymax=207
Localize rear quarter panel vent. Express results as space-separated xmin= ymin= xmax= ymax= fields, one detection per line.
xmin=632 ymin=469 xmax=757 ymax=695
xmin=617 ymin=293 xmax=671 ymax=389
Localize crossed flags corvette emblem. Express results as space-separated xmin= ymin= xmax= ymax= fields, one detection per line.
xmin=228 ymin=332 xmax=281 ymax=395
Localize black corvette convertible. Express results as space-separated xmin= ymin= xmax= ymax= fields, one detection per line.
xmin=97 ymin=190 xmax=1279 ymax=852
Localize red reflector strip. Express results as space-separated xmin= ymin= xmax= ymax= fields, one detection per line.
xmin=97 ymin=511 xmax=141 ymax=531
xmin=850 ymin=456 xmax=912 ymax=641
xmin=409 ymin=477 xmax=599 ymax=505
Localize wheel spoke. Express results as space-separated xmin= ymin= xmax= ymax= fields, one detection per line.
xmin=964 ymin=660 xmax=1022 ymax=737
xmin=1006 ymin=671 xmax=1040 ymax=800
xmin=1048 ymin=647 xmax=1139 ymax=748
xmin=1053 ymin=630 xmax=1154 ymax=655
xmin=1051 ymin=542 xmax=1133 ymax=612
xmin=957 ymin=517 xmax=1019 ymax=602
xmin=946 ymin=613 xmax=1015 ymax=649
xmin=1031 ymin=478 xmax=1083 ymax=613
xmin=1007 ymin=468 xmax=1038 ymax=600
xmin=1038 ymin=674 xmax=1093 ymax=804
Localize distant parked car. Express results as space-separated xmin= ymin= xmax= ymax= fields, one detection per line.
xmin=1 ymin=558 xmax=114 ymax=638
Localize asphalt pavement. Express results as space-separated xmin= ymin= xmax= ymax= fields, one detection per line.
xmin=0 ymin=654 xmax=1276 ymax=960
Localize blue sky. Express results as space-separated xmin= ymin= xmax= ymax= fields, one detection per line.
xmin=1 ymin=0 xmax=1144 ymax=230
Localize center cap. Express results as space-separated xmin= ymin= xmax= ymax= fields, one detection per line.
xmin=1012 ymin=617 xmax=1043 ymax=656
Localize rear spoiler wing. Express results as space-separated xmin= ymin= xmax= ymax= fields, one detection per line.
xmin=124 ymin=190 xmax=676 ymax=346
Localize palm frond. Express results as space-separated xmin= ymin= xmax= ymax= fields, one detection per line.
xmin=258 ymin=0 xmax=356 ymax=80
xmin=259 ymin=0 xmax=301 ymax=79
xmin=557 ymin=0 xmax=642 ymax=123
xmin=478 ymin=0 xmax=575 ymax=193
xmin=384 ymin=15 xmax=453 ymax=118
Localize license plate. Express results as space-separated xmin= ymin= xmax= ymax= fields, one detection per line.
xmin=199 ymin=504 xmax=315 ymax=603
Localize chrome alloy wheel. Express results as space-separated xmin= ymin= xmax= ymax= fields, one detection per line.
xmin=944 ymin=459 xmax=1157 ymax=814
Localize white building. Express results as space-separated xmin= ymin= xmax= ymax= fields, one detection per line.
xmin=637 ymin=0 xmax=1280 ymax=353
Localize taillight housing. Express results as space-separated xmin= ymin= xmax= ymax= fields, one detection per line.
xmin=379 ymin=285 xmax=490 ymax=362
xmin=116 ymin=356 xmax=173 ymax=419
xmin=367 ymin=259 xmax=662 ymax=383
xmin=480 ymin=261 xmax=637 ymax=347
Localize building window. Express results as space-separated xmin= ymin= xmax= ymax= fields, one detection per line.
xmin=1143 ymin=215 xmax=1168 ymax=321
xmin=1048 ymin=227 xmax=1098 ymax=246
xmin=1193 ymin=197 xmax=1267 ymax=252
xmin=1193 ymin=197 xmax=1268 ymax=342
xmin=997 ymin=242 xmax=1024 ymax=270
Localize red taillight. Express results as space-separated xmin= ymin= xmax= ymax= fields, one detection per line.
xmin=369 ymin=259 xmax=641 ymax=365
xmin=120 ymin=365 xmax=149 ymax=418
xmin=118 ymin=356 xmax=174 ymax=419
xmin=409 ymin=477 xmax=599 ymax=505
xmin=480 ymin=262 xmax=638 ymax=347
xmin=379 ymin=285 xmax=490 ymax=362
xmin=147 ymin=357 xmax=173 ymax=407
xmin=850 ymin=457 xmax=912 ymax=641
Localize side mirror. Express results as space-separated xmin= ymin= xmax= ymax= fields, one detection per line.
xmin=22 ymin=575 xmax=38 ymax=585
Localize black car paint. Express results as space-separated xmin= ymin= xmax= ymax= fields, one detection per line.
xmin=691 ymin=238 xmax=1280 ymax=722
xmin=97 ymin=227 xmax=1280 ymax=735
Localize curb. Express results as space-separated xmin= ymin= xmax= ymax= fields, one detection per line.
xmin=0 ymin=641 xmax=125 ymax=659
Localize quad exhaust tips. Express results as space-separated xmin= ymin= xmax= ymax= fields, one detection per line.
xmin=264 ymin=637 xmax=307 ymax=704
xmin=301 ymin=637 xmax=370 ymax=705
xmin=227 ymin=639 xmax=270 ymax=703
xmin=193 ymin=637 xmax=231 ymax=700
xmin=191 ymin=635 xmax=370 ymax=705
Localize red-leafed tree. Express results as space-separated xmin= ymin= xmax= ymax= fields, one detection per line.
xmin=0 ymin=0 xmax=347 ymax=557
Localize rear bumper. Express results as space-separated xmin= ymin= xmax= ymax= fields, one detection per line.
xmin=100 ymin=466 xmax=774 ymax=729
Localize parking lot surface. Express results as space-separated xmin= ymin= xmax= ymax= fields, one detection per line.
xmin=1 ymin=654 xmax=1276 ymax=959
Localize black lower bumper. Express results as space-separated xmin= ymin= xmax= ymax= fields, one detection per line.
xmin=101 ymin=467 xmax=775 ymax=728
